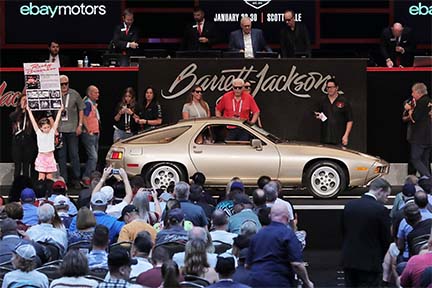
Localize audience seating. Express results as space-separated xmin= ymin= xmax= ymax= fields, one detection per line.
xmin=154 ymin=242 xmax=185 ymax=258
xmin=212 ymin=240 xmax=232 ymax=255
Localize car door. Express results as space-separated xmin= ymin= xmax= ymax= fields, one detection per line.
xmin=189 ymin=124 xmax=280 ymax=185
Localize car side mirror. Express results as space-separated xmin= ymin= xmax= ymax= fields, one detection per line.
xmin=251 ymin=139 xmax=263 ymax=151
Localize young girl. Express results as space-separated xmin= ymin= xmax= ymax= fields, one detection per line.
xmin=26 ymin=104 xmax=63 ymax=180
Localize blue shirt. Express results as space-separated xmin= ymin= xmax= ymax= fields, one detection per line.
xmin=246 ymin=221 xmax=302 ymax=287
xmin=69 ymin=211 xmax=124 ymax=243
xmin=87 ymin=249 xmax=108 ymax=270
xmin=398 ymin=208 xmax=432 ymax=258
xmin=21 ymin=203 xmax=39 ymax=226
xmin=179 ymin=200 xmax=208 ymax=227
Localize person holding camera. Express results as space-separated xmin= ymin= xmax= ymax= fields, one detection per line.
xmin=92 ymin=166 xmax=133 ymax=219
xmin=113 ymin=87 xmax=138 ymax=143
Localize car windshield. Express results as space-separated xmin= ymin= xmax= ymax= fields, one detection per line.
xmin=125 ymin=126 xmax=191 ymax=144
xmin=245 ymin=121 xmax=283 ymax=143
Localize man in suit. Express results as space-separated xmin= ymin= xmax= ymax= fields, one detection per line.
xmin=46 ymin=41 xmax=70 ymax=67
xmin=380 ymin=22 xmax=415 ymax=67
xmin=404 ymin=83 xmax=431 ymax=178
xmin=229 ymin=17 xmax=272 ymax=58
xmin=112 ymin=9 xmax=139 ymax=57
xmin=280 ymin=9 xmax=311 ymax=58
xmin=182 ymin=7 xmax=217 ymax=51
xmin=342 ymin=178 xmax=392 ymax=287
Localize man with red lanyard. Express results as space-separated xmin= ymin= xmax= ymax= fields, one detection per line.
xmin=216 ymin=78 xmax=260 ymax=141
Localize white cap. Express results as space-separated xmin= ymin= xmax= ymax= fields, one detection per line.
xmin=91 ymin=192 xmax=108 ymax=206
xmin=100 ymin=186 xmax=114 ymax=202
xmin=14 ymin=244 xmax=36 ymax=260
xmin=53 ymin=195 xmax=69 ymax=207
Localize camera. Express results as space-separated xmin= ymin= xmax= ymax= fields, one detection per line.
xmin=111 ymin=168 xmax=120 ymax=174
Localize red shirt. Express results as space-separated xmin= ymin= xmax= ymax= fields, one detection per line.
xmin=400 ymin=252 xmax=432 ymax=288
xmin=216 ymin=91 xmax=260 ymax=120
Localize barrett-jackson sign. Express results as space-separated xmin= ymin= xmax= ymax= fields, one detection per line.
xmin=138 ymin=58 xmax=367 ymax=152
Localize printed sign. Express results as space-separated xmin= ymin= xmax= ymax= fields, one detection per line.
xmin=23 ymin=63 xmax=62 ymax=111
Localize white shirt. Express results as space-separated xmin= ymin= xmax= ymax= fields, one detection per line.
xmin=130 ymin=257 xmax=153 ymax=278
xmin=2 ymin=269 xmax=49 ymax=288
xmin=268 ymin=198 xmax=295 ymax=221
xmin=106 ymin=200 xmax=128 ymax=219
xmin=49 ymin=276 xmax=98 ymax=288
xmin=211 ymin=230 xmax=237 ymax=245
xmin=36 ymin=129 xmax=55 ymax=153
xmin=243 ymin=33 xmax=254 ymax=58
xmin=49 ymin=55 xmax=60 ymax=67
xmin=27 ymin=223 xmax=68 ymax=252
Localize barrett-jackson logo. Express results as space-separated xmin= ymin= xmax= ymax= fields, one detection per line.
xmin=244 ymin=0 xmax=272 ymax=10
xmin=0 ymin=82 xmax=20 ymax=107
xmin=161 ymin=63 xmax=335 ymax=100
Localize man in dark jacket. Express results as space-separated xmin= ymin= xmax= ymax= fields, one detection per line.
xmin=342 ymin=178 xmax=392 ymax=287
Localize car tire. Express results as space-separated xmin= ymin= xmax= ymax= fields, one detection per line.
xmin=144 ymin=162 xmax=186 ymax=190
xmin=304 ymin=161 xmax=346 ymax=199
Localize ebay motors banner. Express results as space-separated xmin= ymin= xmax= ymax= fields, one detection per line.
xmin=4 ymin=1 xmax=121 ymax=44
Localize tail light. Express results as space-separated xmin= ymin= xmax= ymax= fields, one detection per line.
xmin=111 ymin=151 xmax=123 ymax=160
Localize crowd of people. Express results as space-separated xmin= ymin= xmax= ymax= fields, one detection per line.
xmin=0 ymin=169 xmax=314 ymax=288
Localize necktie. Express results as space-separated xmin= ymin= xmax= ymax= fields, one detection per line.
xmin=125 ymin=26 xmax=129 ymax=35
xmin=51 ymin=57 xmax=55 ymax=62
xmin=197 ymin=22 xmax=202 ymax=35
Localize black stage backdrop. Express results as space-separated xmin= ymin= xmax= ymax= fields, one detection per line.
xmin=138 ymin=58 xmax=367 ymax=151
xmin=1 ymin=66 xmax=431 ymax=165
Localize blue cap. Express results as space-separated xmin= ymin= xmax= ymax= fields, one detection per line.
xmin=20 ymin=188 xmax=35 ymax=202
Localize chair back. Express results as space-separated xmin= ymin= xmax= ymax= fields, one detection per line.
xmin=154 ymin=242 xmax=186 ymax=258
xmin=212 ymin=240 xmax=232 ymax=255
xmin=67 ymin=240 xmax=92 ymax=255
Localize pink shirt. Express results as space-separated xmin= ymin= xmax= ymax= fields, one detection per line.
xmin=400 ymin=252 xmax=432 ymax=288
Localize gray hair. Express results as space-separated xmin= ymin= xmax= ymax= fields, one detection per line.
xmin=175 ymin=181 xmax=190 ymax=200
xmin=264 ymin=181 xmax=279 ymax=202
xmin=37 ymin=203 xmax=55 ymax=223
xmin=188 ymin=226 xmax=207 ymax=242
xmin=240 ymin=220 xmax=257 ymax=237
xmin=232 ymin=78 xmax=244 ymax=87
xmin=133 ymin=191 xmax=151 ymax=222
xmin=369 ymin=178 xmax=391 ymax=193
xmin=412 ymin=83 xmax=428 ymax=96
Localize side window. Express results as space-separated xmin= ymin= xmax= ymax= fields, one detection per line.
xmin=195 ymin=124 xmax=257 ymax=145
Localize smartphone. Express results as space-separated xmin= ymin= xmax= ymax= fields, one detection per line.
xmin=112 ymin=168 xmax=120 ymax=174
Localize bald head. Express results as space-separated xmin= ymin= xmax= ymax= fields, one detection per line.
xmin=188 ymin=226 xmax=207 ymax=242
xmin=270 ymin=202 xmax=290 ymax=224
xmin=86 ymin=85 xmax=99 ymax=102
xmin=391 ymin=22 xmax=404 ymax=37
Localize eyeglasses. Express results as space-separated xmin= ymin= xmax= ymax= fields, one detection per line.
xmin=233 ymin=86 xmax=243 ymax=90
xmin=244 ymin=86 xmax=251 ymax=89
xmin=60 ymin=82 xmax=69 ymax=86
xmin=326 ymin=86 xmax=336 ymax=89
xmin=194 ymin=90 xmax=203 ymax=94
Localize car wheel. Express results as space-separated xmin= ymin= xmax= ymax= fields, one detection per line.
xmin=144 ymin=163 xmax=185 ymax=190
xmin=305 ymin=161 xmax=346 ymax=199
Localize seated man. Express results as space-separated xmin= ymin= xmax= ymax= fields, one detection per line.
xmin=229 ymin=16 xmax=272 ymax=58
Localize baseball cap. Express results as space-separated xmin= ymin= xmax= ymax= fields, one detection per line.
xmin=402 ymin=183 xmax=416 ymax=198
xmin=20 ymin=188 xmax=35 ymax=202
xmin=53 ymin=195 xmax=69 ymax=207
xmin=119 ymin=205 xmax=139 ymax=221
xmin=159 ymin=192 xmax=174 ymax=202
xmin=108 ymin=247 xmax=138 ymax=267
xmin=230 ymin=181 xmax=244 ymax=191
xmin=52 ymin=180 xmax=67 ymax=190
xmin=190 ymin=172 xmax=206 ymax=186
xmin=14 ymin=244 xmax=36 ymax=260
xmin=168 ymin=208 xmax=184 ymax=223
xmin=91 ymin=192 xmax=108 ymax=206
xmin=100 ymin=186 xmax=114 ymax=202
